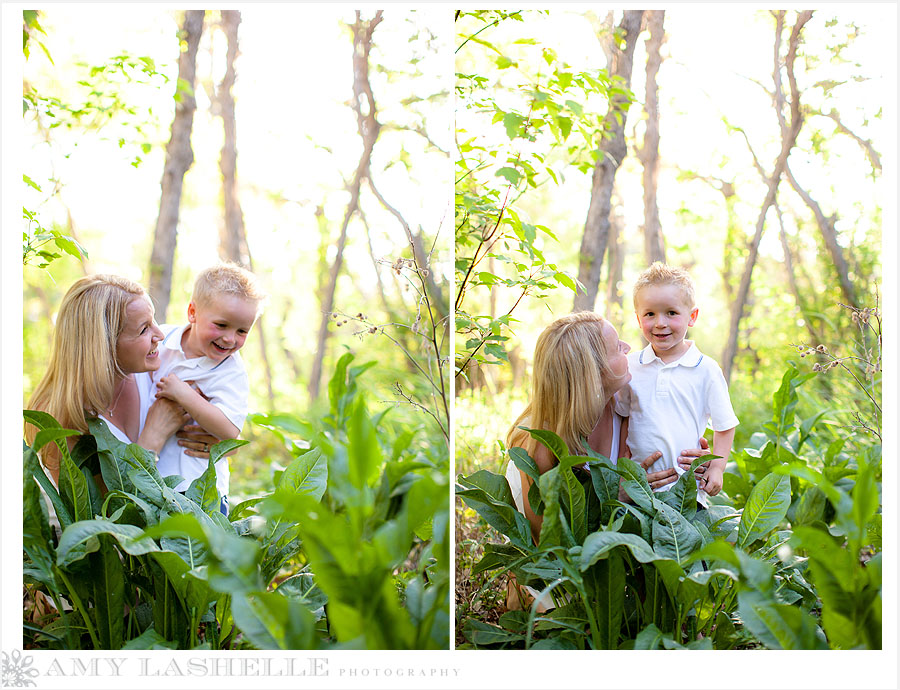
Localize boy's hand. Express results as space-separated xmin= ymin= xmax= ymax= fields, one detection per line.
xmin=702 ymin=465 xmax=724 ymax=496
xmin=156 ymin=374 xmax=195 ymax=406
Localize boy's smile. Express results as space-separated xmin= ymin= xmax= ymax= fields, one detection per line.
xmin=182 ymin=294 xmax=258 ymax=362
xmin=634 ymin=283 xmax=699 ymax=363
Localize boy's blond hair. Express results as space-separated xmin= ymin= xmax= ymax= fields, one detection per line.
xmin=632 ymin=262 xmax=695 ymax=309
xmin=192 ymin=262 xmax=266 ymax=313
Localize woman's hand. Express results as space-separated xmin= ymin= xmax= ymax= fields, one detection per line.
xmin=617 ymin=451 xmax=678 ymax=502
xmin=175 ymin=424 xmax=242 ymax=459
xmin=677 ymin=436 xmax=712 ymax=481
xmin=138 ymin=398 xmax=190 ymax=454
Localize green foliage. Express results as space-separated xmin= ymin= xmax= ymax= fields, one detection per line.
xmin=23 ymin=355 xmax=448 ymax=650
xmin=454 ymin=11 xmax=626 ymax=380
xmin=457 ymin=344 xmax=881 ymax=649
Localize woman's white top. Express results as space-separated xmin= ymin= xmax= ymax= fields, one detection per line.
xmin=505 ymin=411 xmax=622 ymax=515
xmin=97 ymin=372 xmax=154 ymax=444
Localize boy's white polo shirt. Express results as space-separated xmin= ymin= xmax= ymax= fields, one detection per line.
xmin=152 ymin=323 xmax=249 ymax=496
xmin=621 ymin=341 xmax=738 ymax=501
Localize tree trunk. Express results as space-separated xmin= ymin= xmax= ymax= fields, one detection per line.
xmin=783 ymin=162 xmax=857 ymax=307
xmin=307 ymin=11 xmax=383 ymax=403
xmin=215 ymin=9 xmax=275 ymax=407
xmin=721 ymin=10 xmax=812 ymax=382
xmin=148 ymin=10 xmax=204 ymax=321
xmin=605 ymin=197 xmax=625 ymax=327
xmin=573 ymin=10 xmax=644 ymax=312
xmin=638 ymin=9 xmax=666 ymax=266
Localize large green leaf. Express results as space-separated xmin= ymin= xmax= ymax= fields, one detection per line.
xmin=101 ymin=489 xmax=159 ymax=526
xmin=523 ymin=427 xmax=569 ymax=463
xmin=24 ymin=442 xmax=73 ymax=529
xmin=275 ymin=572 xmax=328 ymax=617
xmin=849 ymin=457 xmax=879 ymax=543
xmin=737 ymin=473 xmax=791 ymax=547
xmin=347 ymin=396 xmax=381 ymax=489
xmin=456 ymin=471 xmax=532 ymax=548
xmin=651 ymin=501 xmax=702 ymax=564
xmin=508 ymin=446 xmax=540 ymax=482
xmin=88 ymin=418 xmax=134 ymax=494
xmin=58 ymin=449 xmax=92 ymax=524
xmin=659 ymin=457 xmax=709 ymax=518
xmin=32 ymin=427 xmax=81 ymax=453
xmin=578 ymin=531 xmax=659 ymax=569
xmin=91 ymin=537 xmax=125 ymax=649
xmin=737 ymin=591 xmax=827 ymax=649
xmin=587 ymin=458 xmax=620 ymax=505
xmin=558 ymin=456 xmax=587 ymax=544
xmin=586 ymin=550 xmax=624 ymax=649
xmin=463 ymin=618 xmax=525 ymax=646
xmin=232 ymin=590 xmax=319 ymax=650
xmin=209 ymin=438 xmax=249 ymax=465
xmin=277 ymin=447 xmax=328 ymax=501
xmin=615 ymin=456 xmax=655 ymax=511
xmin=144 ymin=512 xmax=261 ymax=594
xmin=473 ymin=543 xmax=528 ymax=574
xmin=23 ymin=446 xmax=54 ymax=548
xmin=537 ymin=465 xmax=572 ymax=549
xmin=185 ymin=458 xmax=221 ymax=515
xmin=56 ymin=520 xmax=158 ymax=567
xmin=790 ymin=526 xmax=879 ymax=648
xmin=634 ymin=623 xmax=666 ymax=649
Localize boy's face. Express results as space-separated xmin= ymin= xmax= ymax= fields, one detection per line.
xmin=184 ymin=294 xmax=258 ymax=362
xmin=634 ymin=283 xmax=698 ymax=361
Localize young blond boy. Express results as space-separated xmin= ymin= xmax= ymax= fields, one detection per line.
xmin=152 ymin=263 xmax=265 ymax=508
xmin=617 ymin=263 xmax=738 ymax=506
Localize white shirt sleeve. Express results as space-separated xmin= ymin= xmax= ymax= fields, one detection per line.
xmin=194 ymin=358 xmax=250 ymax=432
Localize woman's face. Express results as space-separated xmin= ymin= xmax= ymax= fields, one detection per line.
xmin=115 ymin=296 xmax=163 ymax=374
xmin=600 ymin=319 xmax=631 ymax=391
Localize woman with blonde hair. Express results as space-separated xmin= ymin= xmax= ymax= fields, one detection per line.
xmin=505 ymin=311 xmax=708 ymax=543
xmin=26 ymin=274 xmax=206 ymax=484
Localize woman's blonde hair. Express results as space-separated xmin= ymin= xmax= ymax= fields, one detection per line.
xmin=506 ymin=311 xmax=621 ymax=459
xmin=26 ymin=274 xmax=146 ymax=471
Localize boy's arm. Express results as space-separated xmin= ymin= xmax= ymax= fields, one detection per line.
xmin=156 ymin=374 xmax=240 ymax=440
xmin=703 ymin=426 xmax=736 ymax=496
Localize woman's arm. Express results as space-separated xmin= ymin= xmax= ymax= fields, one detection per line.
xmin=136 ymin=397 xmax=190 ymax=454
xmin=616 ymin=450 xmax=676 ymax=502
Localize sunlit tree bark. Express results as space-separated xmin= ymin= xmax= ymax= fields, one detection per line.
xmin=573 ymin=10 xmax=643 ymax=312
xmin=638 ymin=9 xmax=666 ymax=266
xmin=215 ymin=9 xmax=275 ymax=405
xmin=307 ymin=11 xmax=383 ymax=403
xmin=148 ymin=10 xmax=204 ymax=320
xmin=604 ymin=195 xmax=625 ymax=328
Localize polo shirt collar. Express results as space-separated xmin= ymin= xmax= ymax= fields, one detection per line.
xmin=161 ymin=324 xmax=221 ymax=371
xmin=636 ymin=340 xmax=703 ymax=368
